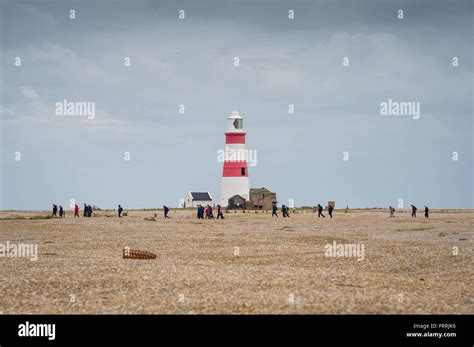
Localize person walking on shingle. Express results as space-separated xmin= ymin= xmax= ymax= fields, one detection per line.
xmin=272 ymin=204 xmax=278 ymax=217
xmin=197 ymin=205 xmax=202 ymax=219
xmin=411 ymin=204 xmax=417 ymax=218
xmin=52 ymin=204 xmax=58 ymax=217
xmin=424 ymin=206 xmax=429 ymax=218
xmin=217 ymin=205 xmax=225 ymax=219
xmin=208 ymin=205 xmax=215 ymax=219
xmin=317 ymin=204 xmax=325 ymax=218
xmin=163 ymin=205 xmax=170 ymax=218
xmin=328 ymin=204 xmax=334 ymax=218
xmin=389 ymin=206 xmax=395 ymax=217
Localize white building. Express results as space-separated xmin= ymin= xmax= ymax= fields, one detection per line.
xmin=184 ymin=192 xmax=213 ymax=208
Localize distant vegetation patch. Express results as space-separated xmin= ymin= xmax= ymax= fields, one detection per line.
xmin=395 ymin=226 xmax=435 ymax=232
xmin=0 ymin=215 xmax=54 ymax=221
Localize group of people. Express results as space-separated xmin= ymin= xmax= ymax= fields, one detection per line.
xmin=272 ymin=203 xmax=336 ymax=218
xmin=272 ymin=205 xmax=291 ymax=217
xmin=52 ymin=203 xmax=93 ymax=218
xmin=69 ymin=203 xmax=93 ymax=217
xmin=316 ymin=204 xmax=334 ymax=218
xmin=413 ymin=205 xmax=430 ymax=218
xmin=83 ymin=204 xmax=93 ymax=217
xmin=389 ymin=205 xmax=429 ymax=218
xmin=196 ymin=204 xmax=225 ymax=219
xmin=51 ymin=204 xmax=65 ymax=218
xmin=53 ymin=202 xmax=432 ymax=220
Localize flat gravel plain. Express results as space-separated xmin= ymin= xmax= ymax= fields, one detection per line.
xmin=0 ymin=209 xmax=472 ymax=314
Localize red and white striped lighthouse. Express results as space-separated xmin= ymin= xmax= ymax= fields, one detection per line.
xmin=220 ymin=111 xmax=250 ymax=207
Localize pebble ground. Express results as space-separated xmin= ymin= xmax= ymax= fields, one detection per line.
xmin=0 ymin=209 xmax=472 ymax=314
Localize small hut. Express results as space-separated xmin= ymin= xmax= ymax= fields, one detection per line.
xmin=228 ymin=194 xmax=246 ymax=210
xmin=248 ymin=187 xmax=277 ymax=210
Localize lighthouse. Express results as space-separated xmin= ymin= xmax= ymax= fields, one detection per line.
xmin=220 ymin=111 xmax=250 ymax=207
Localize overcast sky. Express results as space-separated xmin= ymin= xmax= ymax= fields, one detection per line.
xmin=1 ymin=0 xmax=472 ymax=210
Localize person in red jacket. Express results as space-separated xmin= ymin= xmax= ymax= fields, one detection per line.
xmin=74 ymin=203 xmax=79 ymax=217
xmin=217 ymin=205 xmax=225 ymax=219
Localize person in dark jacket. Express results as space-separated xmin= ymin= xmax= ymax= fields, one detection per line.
xmin=197 ymin=205 xmax=204 ymax=219
xmin=328 ymin=204 xmax=334 ymax=218
xmin=411 ymin=205 xmax=417 ymax=218
xmin=272 ymin=204 xmax=278 ymax=217
xmin=317 ymin=204 xmax=325 ymax=218
xmin=424 ymin=206 xmax=429 ymax=218
xmin=118 ymin=205 xmax=123 ymax=218
xmin=52 ymin=204 xmax=58 ymax=217
xmin=163 ymin=205 xmax=170 ymax=218
xmin=208 ymin=205 xmax=215 ymax=219
xmin=59 ymin=205 xmax=64 ymax=218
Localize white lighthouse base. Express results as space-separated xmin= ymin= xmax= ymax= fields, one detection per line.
xmin=220 ymin=177 xmax=250 ymax=207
